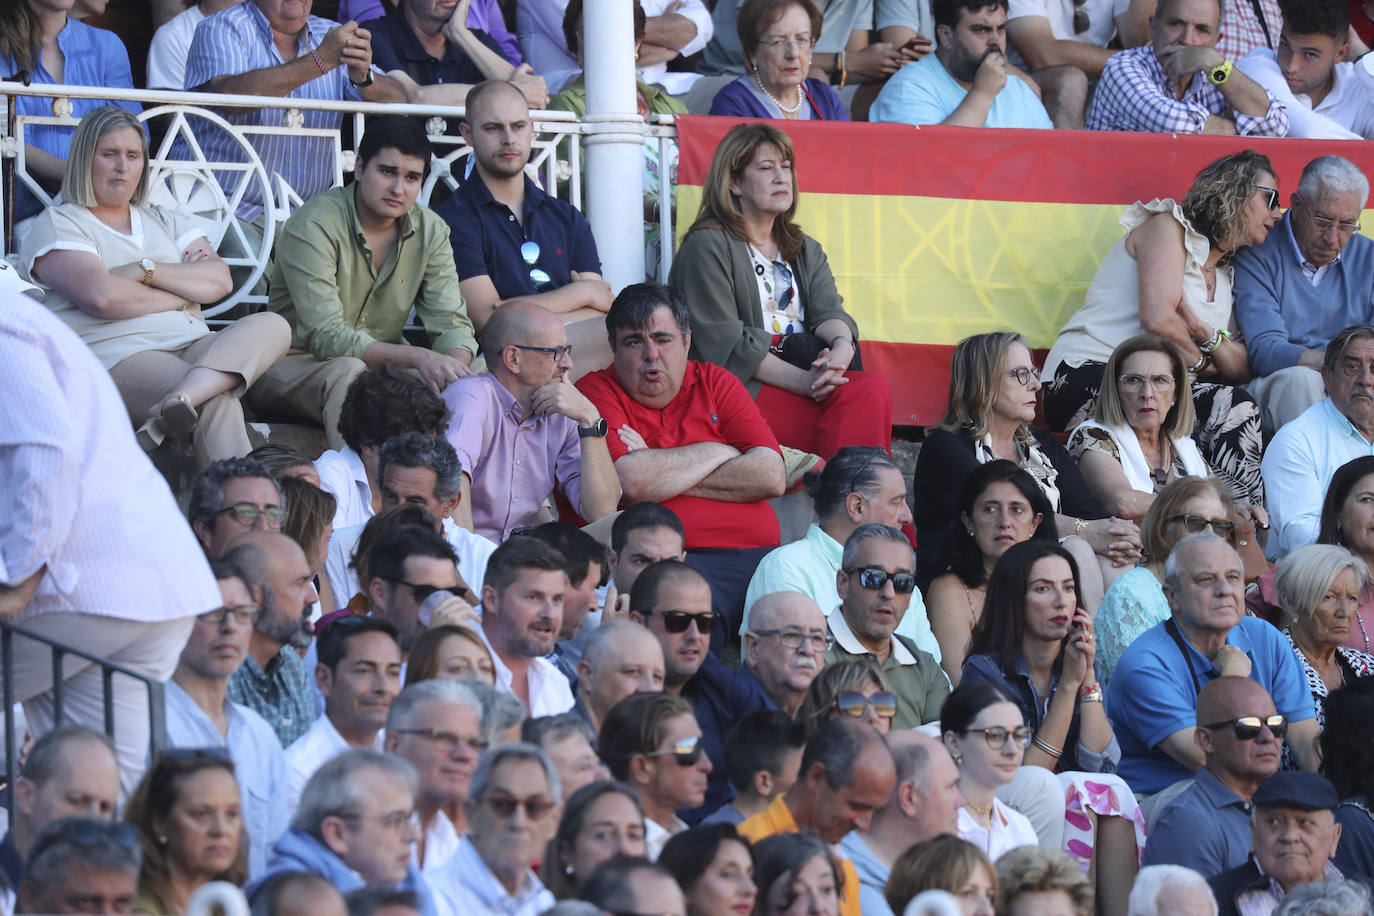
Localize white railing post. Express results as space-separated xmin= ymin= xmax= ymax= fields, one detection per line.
xmin=582 ymin=0 xmax=647 ymax=290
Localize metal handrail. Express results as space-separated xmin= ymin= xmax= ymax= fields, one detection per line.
xmin=0 ymin=618 xmax=167 ymax=804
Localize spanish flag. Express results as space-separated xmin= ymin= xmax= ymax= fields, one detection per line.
xmin=674 ymin=116 xmax=1374 ymax=426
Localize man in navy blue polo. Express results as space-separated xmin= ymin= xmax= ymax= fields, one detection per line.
xmin=436 ymin=79 xmax=612 ymax=338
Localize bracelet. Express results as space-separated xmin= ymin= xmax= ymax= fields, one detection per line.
xmin=1031 ymin=736 xmax=1063 ymax=758
xmin=1074 ymin=517 xmax=1088 ymax=535
xmin=1080 ymin=682 xmax=1103 ymax=703
xmin=829 ymin=335 xmax=854 ymax=349
xmin=838 ymin=50 xmax=847 ymax=88
xmin=1189 ymin=351 xmax=1210 ymax=373
xmin=309 ymin=48 xmax=328 ymax=75
xmin=1198 ymin=326 xmax=1228 ymax=355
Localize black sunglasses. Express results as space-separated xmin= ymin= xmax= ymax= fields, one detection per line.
xmin=844 ymin=566 xmax=917 ymax=594
xmin=1252 ymin=185 xmax=1280 ymax=211
xmin=1169 ymin=513 xmax=1235 ymax=535
xmin=1205 ymin=715 xmax=1288 ymax=740
xmin=642 ymin=609 xmax=719 ymax=634
xmin=386 ymin=578 xmax=469 ymax=604
xmin=643 ymin=736 xmax=704 ymax=766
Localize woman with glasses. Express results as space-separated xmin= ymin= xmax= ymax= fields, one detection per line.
xmin=16 ymin=106 xmax=290 ymax=469
xmin=962 ymin=542 xmax=1145 ymax=915
xmin=541 ymin=780 xmax=648 ymax=898
xmin=752 ymin=831 xmax=842 ymax=916
xmin=914 ymin=330 xmax=1129 ymax=611
xmin=125 ymin=750 xmax=247 ymax=915
xmin=799 ymin=659 xmax=895 ymax=736
xmin=670 ymin=122 xmax=891 ymax=459
xmin=405 ymin=623 xmax=497 ymax=686
xmin=709 ymin=0 xmax=848 ymax=120
xmin=1273 ymin=545 xmax=1374 ymax=753
xmin=660 ymin=823 xmax=758 ymax=916
xmin=1043 ymin=150 xmax=1280 ymax=510
xmin=927 ymin=460 xmax=1059 ymax=685
xmin=1094 ymin=476 xmax=1243 ymax=682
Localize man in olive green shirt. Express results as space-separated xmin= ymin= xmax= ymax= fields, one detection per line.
xmin=825 ymin=523 xmax=950 ymax=730
xmin=247 ymin=115 xmax=477 ymax=449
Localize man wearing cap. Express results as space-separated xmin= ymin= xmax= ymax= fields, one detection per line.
xmin=1208 ymin=771 xmax=1347 ymax=916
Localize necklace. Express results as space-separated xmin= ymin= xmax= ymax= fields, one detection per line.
xmin=752 ymin=70 xmax=801 ymax=115
xmin=965 ymin=799 xmax=993 ymax=820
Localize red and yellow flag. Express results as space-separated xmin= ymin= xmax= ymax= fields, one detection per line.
xmin=675 ymin=116 xmax=1374 ymax=426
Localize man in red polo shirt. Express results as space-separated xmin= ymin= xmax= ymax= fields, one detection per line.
xmin=577 ymin=283 xmax=786 ymax=649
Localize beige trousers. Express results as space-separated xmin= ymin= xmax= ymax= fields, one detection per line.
xmin=246 ymin=351 xmax=367 ymax=451
xmin=108 ymin=312 xmax=291 ymax=469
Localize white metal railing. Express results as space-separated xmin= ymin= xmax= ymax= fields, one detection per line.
xmin=1 ymin=83 xmax=680 ymax=315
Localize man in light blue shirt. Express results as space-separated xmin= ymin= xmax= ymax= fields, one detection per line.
xmin=164 ymin=557 xmax=289 ymax=878
xmin=1262 ymin=324 xmax=1374 ymax=559
xmin=870 ymin=0 xmax=1052 ymax=128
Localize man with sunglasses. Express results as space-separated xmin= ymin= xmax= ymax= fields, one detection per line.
xmin=165 ymin=557 xmax=289 ymax=877
xmin=1145 ymin=677 xmax=1285 ymax=878
xmin=1108 ymin=533 xmax=1318 ymax=796
xmin=1236 ymin=156 xmax=1374 ymax=434
xmin=629 ymin=560 xmax=771 ymax=823
xmin=436 ymin=80 xmax=611 ymax=337
xmin=826 ymin=525 xmax=950 ymax=730
xmin=443 ymin=302 xmax=619 ymax=543
xmin=430 ymin=744 xmax=561 ymax=916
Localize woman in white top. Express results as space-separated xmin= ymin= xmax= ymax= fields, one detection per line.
xmin=19 ymin=106 xmax=289 ymax=468
xmin=1042 ymin=150 xmax=1283 ymax=510
xmin=941 ymin=682 xmax=1039 ymax=862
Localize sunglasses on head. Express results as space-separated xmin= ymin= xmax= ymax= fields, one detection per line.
xmin=1205 ymin=715 xmax=1288 ymax=740
xmin=834 ymin=690 xmax=898 ymax=720
xmin=1169 ymin=513 xmax=1235 ymax=535
xmin=845 ymin=566 xmax=917 ymax=594
xmin=643 ymin=609 xmax=719 ymax=634
xmin=643 ymin=736 xmax=704 ymax=766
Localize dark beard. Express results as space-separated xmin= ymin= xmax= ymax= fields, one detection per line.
xmin=256 ymin=590 xmax=314 ymax=650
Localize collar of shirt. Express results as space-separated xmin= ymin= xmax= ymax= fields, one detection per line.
xmin=828 ymin=606 xmax=916 ymax=665
xmin=489 ymin=372 xmax=533 ymax=425
xmin=382 ymin=1 xmax=448 ymax=64
xmin=1319 ymin=397 xmax=1374 ymax=446
xmin=243 ymin=0 xmax=333 ymax=64
xmin=341 ymin=444 xmax=370 ymax=491
xmin=462 ymin=167 xmax=552 ymax=223
xmin=449 ymin=835 xmax=549 ymax=907
xmin=1193 ymin=764 xmax=1253 ymax=813
xmin=809 ymin=523 xmax=843 ymax=566
xmin=1285 ymin=212 xmax=1338 ymax=285
xmin=1240 ymin=857 xmax=1344 ymax=913
xmin=478 ymin=621 xmax=560 ymax=702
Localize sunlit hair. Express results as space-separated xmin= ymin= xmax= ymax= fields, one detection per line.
xmin=1181 ymin=149 xmax=1276 ymax=254
xmin=886 ymin=836 xmax=995 ymax=914
xmin=994 ymin=845 xmax=1093 ymax=916
xmin=63 ymin=106 xmax=150 ymax=208
xmin=0 ymin=0 xmax=43 ymax=71
xmin=939 ymin=331 xmax=1032 ymax=443
xmin=404 ymin=624 xmax=495 ymax=687
xmin=1274 ymin=543 xmax=1371 ymax=624
xmin=1139 ymin=476 xmax=1238 ymax=563
xmin=280 ymin=477 xmax=336 ymax=571
xmin=1092 ymin=334 xmax=1195 ymax=440
xmin=688 ymin=122 xmax=805 ymax=262
xmin=798 ymin=659 xmax=889 ymax=736
xmin=1297 ymin=154 xmax=1368 ymax=204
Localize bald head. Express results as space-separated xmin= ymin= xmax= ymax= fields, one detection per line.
xmin=874 ymin=731 xmax=964 ymax=843
xmin=464 ymin=78 xmax=528 ymax=122
xmin=749 ymin=591 xmax=825 ymax=633
xmin=224 ymin=531 xmax=318 ymax=650
xmin=1195 ymin=676 xmax=1281 ymax=788
xmin=484 ymin=300 xmax=562 ymax=361
xmin=1197 ymin=676 xmax=1275 ymax=726
xmin=577 ymin=620 xmax=666 ymax=728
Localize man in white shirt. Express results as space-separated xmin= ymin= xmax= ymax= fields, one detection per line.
xmin=283 ymin=616 xmax=402 ymax=815
xmin=1238 ymin=0 xmax=1374 ymax=139
xmin=480 ymin=537 xmax=576 ymax=715
xmin=165 ymin=558 xmax=288 ymax=877
xmin=315 ymin=365 xmax=453 ymax=531
xmin=384 ymin=679 xmax=487 ymax=875
xmin=325 ymin=433 xmax=496 ymax=609
xmin=430 ymin=744 xmax=560 ymax=916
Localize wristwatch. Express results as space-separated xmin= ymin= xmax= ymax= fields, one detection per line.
xmin=1208 ymin=58 xmax=1233 ymax=85
xmin=578 ymin=418 xmax=608 ymax=439
xmin=140 ymin=258 xmax=157 ymax=286
xmin=349 ymin=69 xmax=375 ymax=88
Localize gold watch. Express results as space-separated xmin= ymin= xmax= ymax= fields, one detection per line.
xmin=140 ymin=258 xmax=157 ymax=286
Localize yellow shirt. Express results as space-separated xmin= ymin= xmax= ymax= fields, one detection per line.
xmin=738 ymin=795 xmax=863 ymax=916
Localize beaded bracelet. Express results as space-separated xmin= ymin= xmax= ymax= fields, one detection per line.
xmin=310 ymin=48 xmax=328 ymax=75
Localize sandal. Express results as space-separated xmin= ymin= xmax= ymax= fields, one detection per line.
xmin=135 ymin=395 xmax=198 ymax=452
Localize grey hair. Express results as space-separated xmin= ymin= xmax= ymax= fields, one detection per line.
xmin=188 ymin=457 xmax=282 ymax=530
xmin=467 ymin=741 xmax=563 ymax=807
xmin=802 ymin=717 xmax=889 ymax=790
xmin=1297 ymin=156 xmax=1370 ymax=205
xmin=582 ymin=618 xmax=652 ymax=671
xmin=483 ymin=691 xmax=530 ymax=746
xmin=892 ymin=738 xmax=936 ymax=795
xmin=20 ymin=725 xmax=115 ymax=785
xmin=385 ymin=678 xmax=485 ymax=733
xmin=523 ymin=712 xmax=599 ymax=751
xmin=1273 ymin=879 xmax=1372 ymax=916
xmin=377 ymin=432 xmax=463 ymax=504
xmin=23 ymin=816 xmax=141 ymax=889
xmin=1162 ymin=532 xmax=1230 ymax=590
xmin=291 ymin=749 xmax=418 ymax=837
xmin=841 ymin=523 xmax=914 ymax=571
xmin=1127 ymin=865 xmax=1217 ymax=916
xmin=1274 ymin=544 xmax=1372 ymax=624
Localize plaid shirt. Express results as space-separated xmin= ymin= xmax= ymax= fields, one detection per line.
xmin=226 ymin=646 xmax=315 ymax=747
xmin=1217 ymin=0 xmax=1282 ymax=62
xmin=1087 ymin=45 xmax=1289 ymax=135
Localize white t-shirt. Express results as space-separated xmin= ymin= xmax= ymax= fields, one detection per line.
xmin=147 ymin=4 xmax=208 ymax=90
xmin=1005 ymin=0 xmax=1123 ymax=68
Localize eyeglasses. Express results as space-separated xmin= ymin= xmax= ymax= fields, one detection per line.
xmin=1205 ymin=714 xmax=1288 ymax=740
xmin=835 ymin=691 xmax=898 ymax=720
xmin=338 ymin=809 xmax=417 ymax=833
xmin=1168 ymin=513 xmax=1235 ymax=535
xmin=753 ymin=628 xmax=833 ymax=653
xmin=483 ymin=793 xmax=557 ymax=820
xmin=758 ymin=34 xmax=814 ymax=52
xmin=642 ymin=609 xmax=719 ymax=634
xmin=198 ymin=604 xmax=258 ymax=626
xmin=27 ymin=820 xmax=140 ymax=863
xmin=1007 ymin=366 xmax=1039 ymax=387
xmin=1253 ymin=185 xmax=1281 ymax=212
xmin=844 ymin=566 xmax=917 ymax=594
xmin=521 ymin=240 xmax=553 ymax=289
xmin=217 ymin=502 xmax=286 ymax=528
xmin=1307 ymin=211 xmax=1362 ymax=235
xmin=392 ymin=727 xmax=489 ymax=756
xmin=514 ymin=343 xmax=574 ymax=362
xmin=643 ymin=736 xmax=705 ymax=766
xmin=1118 ymin=373 xmax=1176 ymax=393
xmin=1072 ymin=0 xmax=1090 ymax=32
xmin=385 ymin=578 xmax=469 ymax=604
xmin=964 ymin=726 xmax=1032 ymax=750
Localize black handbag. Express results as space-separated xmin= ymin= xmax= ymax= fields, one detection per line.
xmin=772 ymin=333 xmax=863 ymax=371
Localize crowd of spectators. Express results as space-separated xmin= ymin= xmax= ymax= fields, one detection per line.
xmin=7 ymin=0 xmax=1374 ymax=911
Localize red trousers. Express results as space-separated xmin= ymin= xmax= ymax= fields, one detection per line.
xmin=754 ymin=369 xmax=893 ymax=460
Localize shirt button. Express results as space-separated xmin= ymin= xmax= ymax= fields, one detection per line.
xmin=508 ymin=214 xmax=515 ymax=221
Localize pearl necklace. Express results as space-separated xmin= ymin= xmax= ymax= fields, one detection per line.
xmin=752 ymin=68 xmax=801 ymax=116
